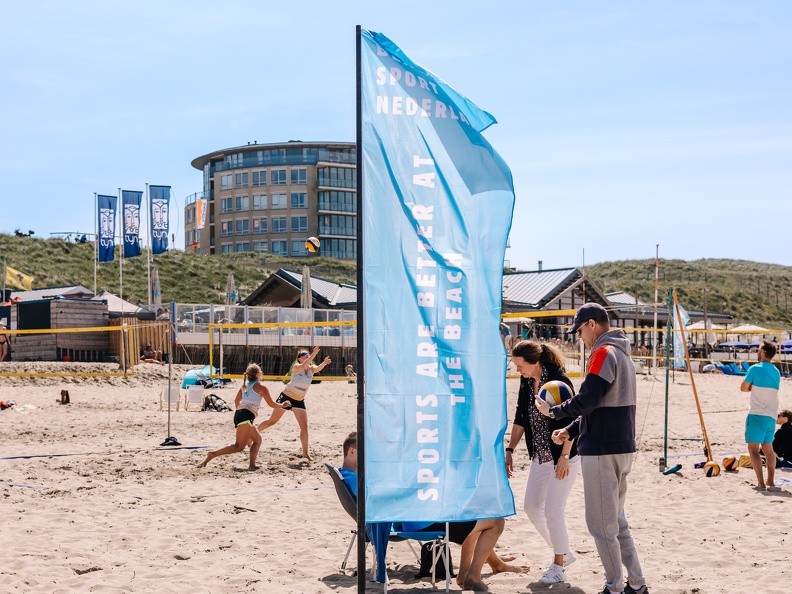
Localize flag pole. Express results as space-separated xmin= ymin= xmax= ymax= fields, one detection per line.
xmin=118 ymin=188 xmax=124 ymax=306
xmin=662 ymin=287 xmax=672 ymax=470
xmin=354 ymin=24 xmax=366 ymax=594
xmin=652 ymin=244 xmax=659 ymax=378
xmin=2 ymin=258 xmax=6 ymax=302
xmin=146 ymin=183 xmax=152 ymax=307
xmin=93 ymin=192 xmax=98 ymax=296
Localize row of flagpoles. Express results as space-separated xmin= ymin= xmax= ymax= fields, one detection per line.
xmin=95 ymin=184 xmax=171 ymax=307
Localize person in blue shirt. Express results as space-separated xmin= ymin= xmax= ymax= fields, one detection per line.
xmin=740 ymin=340 xmax=782 ymax=490
xmin=339 ymin=432 xmax=527 ymax=590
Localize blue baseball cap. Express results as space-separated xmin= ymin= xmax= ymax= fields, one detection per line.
xmin=566 ymin=303 xmax=608 ymax=334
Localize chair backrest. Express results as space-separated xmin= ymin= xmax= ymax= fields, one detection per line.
xmin=325 ymin=463 xmax=358 ymax=521
xmin=162 ymin=383 xmax=180 ymax=403
xmin=187 ymin=384 xmax=205 ymax=404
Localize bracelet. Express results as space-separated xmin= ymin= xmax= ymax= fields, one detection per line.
xmin=505 ymin=447 xmax=514 ymax=453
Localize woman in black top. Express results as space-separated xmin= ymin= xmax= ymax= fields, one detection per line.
xmin=774 ymin=410 xmax=792 ymax=468
xmin=505 ymin=340 xmax=580 ymax=585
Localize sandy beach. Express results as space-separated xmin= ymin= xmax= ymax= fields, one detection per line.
xmin=1 ymin=362 xmax=790 ymax=593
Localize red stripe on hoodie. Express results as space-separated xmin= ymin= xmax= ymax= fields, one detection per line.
xmin=587 ymin=344 xmax=612 ymax=376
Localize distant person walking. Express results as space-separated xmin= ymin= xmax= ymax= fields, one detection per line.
xmin=740 ymin=340 xmax=781 ymax=489
xmin=535 ymin=303 xmax=648 ymax=594
xmin=199 ymin=363 xmax=290 ymax=470
xmin=258 ymin=346 xmax=330 ymax=461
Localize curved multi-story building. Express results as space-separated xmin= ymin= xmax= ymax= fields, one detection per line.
xmin=185 ymin=141 xmax=357 ymax=259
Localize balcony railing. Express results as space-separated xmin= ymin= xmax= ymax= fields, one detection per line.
xmin=319 ymin=225 xmax=355 ymax=237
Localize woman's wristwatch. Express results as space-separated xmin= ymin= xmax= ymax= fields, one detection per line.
xmin=561 ymin=454 xmax=570 ymax=459
xmin=505 ymin=447 xmax=514 ymax=453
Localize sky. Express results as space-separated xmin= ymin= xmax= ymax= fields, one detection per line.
xmin=2 ymin=1 xmax=791 ymax=271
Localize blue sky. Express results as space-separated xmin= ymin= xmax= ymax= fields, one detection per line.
xmin=2 ymin=1 xmax=790 ymax=270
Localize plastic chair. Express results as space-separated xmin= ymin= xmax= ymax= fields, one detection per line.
xmin=740 ymin=361 xmax=752 ymax=373
xmin=185 ymin=385 xmax=205 ymax=411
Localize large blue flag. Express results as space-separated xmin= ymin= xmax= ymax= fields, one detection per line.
xmin=361 ymin=30 xmax=516 ymax=523
xmin=149 ymin=185 xmax=170 ymax=255
xmin=97 ymin=194 xmax=117 ymax=263
xmin=122 ymin=190 xmax=142 ymax=258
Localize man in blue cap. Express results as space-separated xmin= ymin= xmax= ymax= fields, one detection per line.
xmin=535 ymin=303 xmax=648 ymax=594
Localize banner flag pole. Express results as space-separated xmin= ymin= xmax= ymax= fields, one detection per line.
xmin=93 ymin=192 xmax=98 ymax=296
xmin=354 ymin=24 xmax=366 ymax=594
xmin=145 ymin=183 xmax=152 ymax=307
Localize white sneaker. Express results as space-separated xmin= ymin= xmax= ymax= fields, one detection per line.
xmin=564 ymin=552 xmax=577 ymax=566
xmin=539 ymin=564 xmax=567 ymax=584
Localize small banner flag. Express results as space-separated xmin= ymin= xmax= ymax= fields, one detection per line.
xmin=361 ymin=30 xmax=516 ymax=523
xmin=5 ymin=264 xmax=34 ymax=291
xmin=122 ymin=190 xmax=143 ymax=258
xmin=197 ymin=198 xmax=207 ymax=230
xmin=97 ymin=194 xmax=117 ymax=262
xmin=673 ymin=300 xmax=691 ymax=369
xmin=151 ymin=267 xmax=162 ymax=307
xmin=149 ymin=185 xmax=171 ymax=255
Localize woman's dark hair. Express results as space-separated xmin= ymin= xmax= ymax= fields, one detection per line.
xmin=512 ymin=340 xmax=565 ymax=369
xmin=779 ymin=410 xmax=792 ymax=424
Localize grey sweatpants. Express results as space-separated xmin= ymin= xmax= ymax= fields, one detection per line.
xmin=581 ymin=454 xmax=645 ymax=593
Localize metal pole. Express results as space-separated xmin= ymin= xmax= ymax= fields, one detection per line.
xmin=118 ymin=188 xmax=124 ymax=308
xmin=652 ymin=244 xmax=659 ymax=378
xmin=146 ymin=183 xmax=152 ymax=307
xmin=355 ymin=24 xmax=366 ymax=594
xmin=662 ymin=287 xmax=672 ymax=470
xmin=94 ymin=193 xmax=98 ymax=296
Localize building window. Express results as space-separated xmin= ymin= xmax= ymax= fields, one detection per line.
xmin=318 ymin=166 xmax=356 ymax=189
xmin=290 ymin=168 xmax=307 ymax=185
xmin=291 ymin=240 xmax=309 ymax=256
xmin=252 ymin=241 xmax=268 ymax=253
xmin=319 ymin=213 xmax=356 ymax=236
xmin=235 ymin=219 xmax=249 ymax=235
xmin=253 ymin=217 xmax=268 ymax=234
xmin=291 ymin=216 xmax=307 ymax=233
xmin=290 ymin=192 xmax=307 ymax=209
xmin=271 ymin=168 xmax=287 ymax=185
xmin=225 ymin=153 xmax=244 ymax=168
xmin=220 ymin=174 xmax=232 ymax=190
xmin=271 ymin=240 xmax=288 ymax=255
xmin=235 ymin=195 xmax=249 ymax=212
xmin=221 ymin=221 xmax=233 ymax=236
xmin=325 ymin=238 xmax=357 ymax=259
xmin=235 ymin=172 xmax=249 ymax=188
xmin=186 ymin=208 xmax=195 ymax=223
xmin=221 ymin=197 xmax=233 ymax=213
xmin=252 ymin=194 xmax=267 ymax=210
xmin=271 ymin=193 xmax=287 ymax=209
xmin=236 ymin=242 xmax=250 ymax=252
xmin=221 ymin=243 xmax=233 ymax=253
xmin=318 ymin=190 xmax=356 ymax=212
xmin=271 ymin=216 xmax=287 ymax=233
xmin=252 ymin=170 xmax=267 ymax=187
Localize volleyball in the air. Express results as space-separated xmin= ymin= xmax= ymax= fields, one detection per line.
xmin=538 ymin=380 xmax=574 ymax=407
xmin=305 ymin=237 xmax=320 ymax=253
xmin=703 ymin=461 xmax=720 ymax=477
xmin=722 ymin=455 xmax=738 ymax=472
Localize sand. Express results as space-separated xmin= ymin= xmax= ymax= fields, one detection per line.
xmin=1 ymin=362 xmax=790 ymax=593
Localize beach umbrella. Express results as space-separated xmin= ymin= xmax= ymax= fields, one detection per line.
xmin=301 ymin=265 xmax=312 ymax=309
xmin=225 ymin=273 xmax=237 ymax=305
